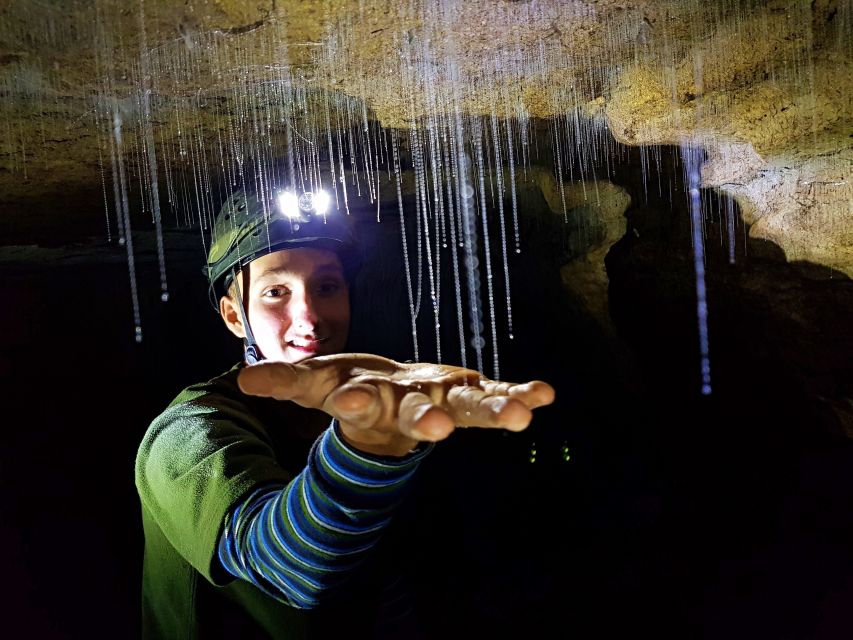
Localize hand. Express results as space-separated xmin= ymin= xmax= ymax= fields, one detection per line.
xmin=237 ymin=353 xmax=555 ymax=457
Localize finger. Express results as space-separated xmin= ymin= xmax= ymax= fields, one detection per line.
xmin=506 ymin=380 xmax=556 ymax=409
xmin=398 ymin=391 xmax=455 ymax=442
xmin=324 ymin=383 xmax=383 ymax=430
xmin=446 ymin=385 xmax=533 ymax=431
xmin=478 ymin=379 xmax=556 ymax=409
xmin=237 ymin=361 xmax=333 ymax=406
xmin=238 ymin=362 xmax=300 ymax=399
xmin=478 ymin=380 xmax=514 ymax=396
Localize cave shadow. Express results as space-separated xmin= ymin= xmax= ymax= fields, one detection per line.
xmin=1 ymin=135 xmax=852 ymax=639
xmin=603 ymin=144 xmax=853 ymax=640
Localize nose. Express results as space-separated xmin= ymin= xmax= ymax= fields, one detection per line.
xmin=290 ymin=289 xmax=318 ymax=335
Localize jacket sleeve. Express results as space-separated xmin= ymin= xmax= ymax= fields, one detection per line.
xmin=137 ymin=382 xmax=432 ymax=605
xmin=217 ymin=422 xmax=432 ymax=608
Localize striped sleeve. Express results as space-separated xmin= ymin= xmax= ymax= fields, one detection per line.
xmin=217 ymin=421 xmax=432 ymax=609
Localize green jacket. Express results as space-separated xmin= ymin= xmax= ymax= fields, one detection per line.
xmin=135 ymin=365 xmax=416 ymax=639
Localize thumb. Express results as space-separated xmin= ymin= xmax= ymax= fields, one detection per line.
xmin=237 ymin=361 xmax=306 ymax=401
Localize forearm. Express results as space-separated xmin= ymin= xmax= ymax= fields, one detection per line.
xmin=218 ymin=421 xmax=431 ymax=608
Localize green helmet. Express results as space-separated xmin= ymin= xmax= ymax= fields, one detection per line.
xmin=205 ymin=187 xmax=360 ymax=302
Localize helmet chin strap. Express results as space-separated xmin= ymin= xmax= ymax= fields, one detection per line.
xmin=231 ymin=267 xmax=263 ymax=365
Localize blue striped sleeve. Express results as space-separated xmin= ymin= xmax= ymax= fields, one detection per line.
xmin=217 ymin=421 xmax=432 ymax=608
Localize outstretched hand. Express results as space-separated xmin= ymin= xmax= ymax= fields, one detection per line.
xmin=237 ymin=353 xmax=555 ymax=457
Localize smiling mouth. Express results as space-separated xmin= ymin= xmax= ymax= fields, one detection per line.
xmin=286 ymin=338 xmax=328 ymax=351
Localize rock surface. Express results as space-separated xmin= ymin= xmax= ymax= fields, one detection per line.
xmin=0 ymin=0 xmax=849 ymax=275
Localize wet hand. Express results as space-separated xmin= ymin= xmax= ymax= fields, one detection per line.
xmin=237 ymin=353 xmax=555 ymax=457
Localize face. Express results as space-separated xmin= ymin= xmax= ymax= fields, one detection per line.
xmin=220 ymin=247 xmax=350 ymax=363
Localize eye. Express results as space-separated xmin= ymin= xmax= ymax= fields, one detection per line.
xmin=262 ymin=286 xmax=290 ymax=299
xmin=317 ymin=280 xmax=344 ymax=296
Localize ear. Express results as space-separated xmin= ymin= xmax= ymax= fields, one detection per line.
xmin=219 ymin=295 xmax=246 ymax=339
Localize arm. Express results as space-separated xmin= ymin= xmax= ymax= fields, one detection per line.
xmin=218 ymin=422 xmax=431 ymax=608
xmin=218 ymin=354 xmax=554 ymax=604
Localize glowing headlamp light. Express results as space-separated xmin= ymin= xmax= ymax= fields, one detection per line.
xmin=277 ymin=191 xmax=300 ymax=219
xmin=313 ymin=190 xmax=330 ymax=215
xmin=276 ymin=189 xmax=331 ymax=219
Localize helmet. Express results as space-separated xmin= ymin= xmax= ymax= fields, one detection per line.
xmin=205 ymin=187 xmax=360 ymax=304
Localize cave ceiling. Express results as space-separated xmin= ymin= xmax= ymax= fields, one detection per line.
xmin=0 ymin=0 xmax=850 ymax=275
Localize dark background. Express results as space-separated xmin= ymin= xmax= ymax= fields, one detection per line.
xmin=2 ymin=142 xmax=852 ymax=639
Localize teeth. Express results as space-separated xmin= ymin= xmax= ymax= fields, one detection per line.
xmin=288 ymin=337 xmax=327 ymax=348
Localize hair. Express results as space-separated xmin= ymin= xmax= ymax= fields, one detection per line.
xmin=225 ymin=278 xmax=240 ymax=302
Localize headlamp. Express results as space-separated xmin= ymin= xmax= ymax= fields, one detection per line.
xmin=276 ymin=189 xmax=331 ymax=219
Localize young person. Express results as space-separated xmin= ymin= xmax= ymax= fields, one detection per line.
xmin=135 ymin=187 xmax=555 ymax=639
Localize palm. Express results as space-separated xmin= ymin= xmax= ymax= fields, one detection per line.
xmin=238 ymin=353 xmax=555 ymax=456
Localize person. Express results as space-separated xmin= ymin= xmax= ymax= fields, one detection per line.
xmin=135 ymin=185 xmax=555 ymax=639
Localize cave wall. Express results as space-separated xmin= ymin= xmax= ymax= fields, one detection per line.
xmin=0 ymin=0 xmax=850 ymax=274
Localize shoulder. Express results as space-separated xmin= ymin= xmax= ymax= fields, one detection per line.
xmin=156 ymin=362 xmax=264 ymax=428
xmin=135 ymin=364 xmax=277 ymax=487
xmin=167 ymin=363 xmax=247 ymax=414
xmin=135 ymin=364 xmax=297 ymax=582
xmin=151 ymin=364 xmax=260 ymax=434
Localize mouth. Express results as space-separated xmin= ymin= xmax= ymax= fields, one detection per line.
xmin=285 ymin=337 xmax=327 ymax=355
